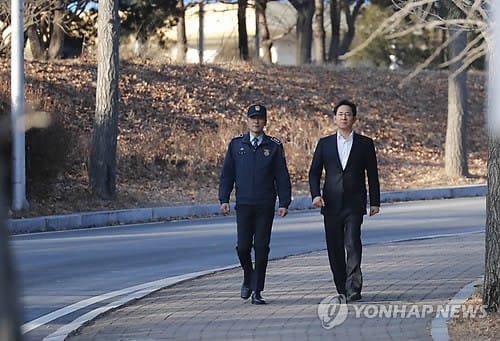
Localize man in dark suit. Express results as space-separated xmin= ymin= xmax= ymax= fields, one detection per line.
xmin=308 ymin=99 xmax=380 ymax=302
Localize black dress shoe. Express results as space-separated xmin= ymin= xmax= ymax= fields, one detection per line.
xmin=347 ymin=292 xmax=362 ymax=302
xmin=251 ymin=292 xmax=266 ymax=305
xmin=240 ymin=284 xmax=251 ymax=300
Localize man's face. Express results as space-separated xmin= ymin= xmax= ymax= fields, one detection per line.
xmin=334 ymin=104 xmax=356 ymax=130
xmin=247 ymin=115 xmax=266 ymax=135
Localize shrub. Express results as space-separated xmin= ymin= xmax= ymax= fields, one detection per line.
xmin=26 ymin=119 xmax=74 ymax=185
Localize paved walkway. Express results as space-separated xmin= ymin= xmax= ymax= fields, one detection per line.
xmin=66 ymin=233 xmax=484 ymax=341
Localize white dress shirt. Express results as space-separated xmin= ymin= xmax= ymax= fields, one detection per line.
xmin=249 ymin=133 xmax=263 ymax=147
xmin=337 ymin=131 xmax=354 ymax=170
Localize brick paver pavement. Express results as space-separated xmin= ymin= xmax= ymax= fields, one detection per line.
xmin=67 ymin=233 xmax=484 ymax=341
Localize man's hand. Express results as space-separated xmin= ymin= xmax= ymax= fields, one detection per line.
xmin=278 ymin=207 xmax=288 ymax=217
xmin=312 ymin=196 xmax=325 ymax=208
xmin=220 ymin=203 xmax=230 ymax=215
xmin=369 ymin=206 xmax=380 ymax=216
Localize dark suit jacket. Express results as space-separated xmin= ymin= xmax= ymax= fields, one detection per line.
xmin=308 ymin=132 xmax=380 ymax=215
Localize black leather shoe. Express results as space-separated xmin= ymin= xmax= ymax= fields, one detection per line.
xmin=251 ymin=292 xmax=266 ymax=305
xmin=347 ymin=292 xmax=362 ymax=302
xmin=240 ymin=285 xmax=251 ymax=300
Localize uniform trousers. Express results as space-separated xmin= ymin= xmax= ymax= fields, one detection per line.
xmin=235 ymin=204 xmax=275 ymax=292
xmin=323 ymin=209 xmax=364 ymax=296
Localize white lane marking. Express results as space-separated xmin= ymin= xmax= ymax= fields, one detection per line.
xmin=22 ymin=265 xmax=237 ymax=335
xmin=43 ymin=287 xmax=163 ymax=341
xmin=42 ymin=265 xmax=237 ymax=341
xmin=364 ymin=230 xmax=485 ymax=245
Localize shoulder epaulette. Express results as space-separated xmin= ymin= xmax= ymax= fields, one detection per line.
xmin=232 ymin=133 xmax=244 ymax=140
xmin=268 ymin=136 xmax=282 ymax=145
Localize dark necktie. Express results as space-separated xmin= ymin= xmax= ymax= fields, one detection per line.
xmin=252 ymin=137 xmax=259 ymax=149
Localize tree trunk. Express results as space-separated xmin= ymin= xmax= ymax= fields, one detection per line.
xmin=329 ymin=0 xmax=363 ymax=63
xmin=198 ymin=1 xmax=204 ymax=65
xmin=238 ymin=0 xmax=249 ymax=61
xmin=338 ymin=0 xmax=362 ymax=56
xmin=256 ymin=0 xmax=272 ymax=64
xmin=48 ymin=0 xmax=65 ymax=60
xmin=290 ymin=0 xmax=314 ymax=65
xmin=0 ymin=131 xmax=23 ymax=341
xmin=444 ymin=26 xmax=469 ymax=177
xmin=328 ymin=0 xmax=340 ymax=63
xmin=176 ymin=0 xmax=188 ymax=63
xmin=484 ymin=135 xmax=500 ymax=311
xmin=313 ymin=0 xmax=325 ymax=64
xmin=26 ymin=25 xmax=47 ymax=60
xmin=89 ymin=0 xmax=120 ymax=200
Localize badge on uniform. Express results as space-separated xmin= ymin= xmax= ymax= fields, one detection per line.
xmin=238 ymin=147 xmax=246 ymax=155
xmin=263 ymin=148 xmax=270 ymax=156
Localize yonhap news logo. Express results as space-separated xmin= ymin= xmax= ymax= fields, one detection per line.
xmin=317 ymin=295 xmax=487 ymax=329
xmin=317 ymin=294 xmax=348 ymax=329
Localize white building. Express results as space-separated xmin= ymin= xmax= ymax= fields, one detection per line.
xmin=157 ymin=1 xmax=330 ymax=65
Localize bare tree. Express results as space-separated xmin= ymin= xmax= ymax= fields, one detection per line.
xmin=329 ymin=0 xmax=365 ymax=64
xmin=313 ymin=0 xmax=325 ymax=64
xmin=88 ymin=0 xmax=120 ymax=199
xmin=344 ymin=1 xmax=488 ymax=81
xmin=238 ymin=0 xmax=249 ymax=60
xmin=252 ymin=0 xmax=295 ymax=64
xmin=48 ymin=0 xmax=66 ymax=60
xmin=256 ymin=0 xmax=273 ymax=63
xmin=289 ymin=0 xmax=314 ymax=64
xmin=484 ymin=1 xmax=500 ymax=313
xmin=345 ymin=0 xmax=485 ymax=179
xmin=0 ymin=0 xmax=93 ymax=59
xmin=198 ymin=0 xmax=204 ymax=64
xmin=176 ymin=0 xmax=188 ymax=63
xmin=438 ymin=0 xmax=471 ymax=177
xmin=445 ymin=25 xmax=469 ymax=177
xmin=485 ymin=135 xmax=500 ymax=311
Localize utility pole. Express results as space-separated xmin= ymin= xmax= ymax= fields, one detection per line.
xmin=0 ymin=170 xmax=23 ymax=340
xmin=1 ymin=2 xmax=24 ymax=332
xmin=11 ymin=0 xmax=28 ymax=211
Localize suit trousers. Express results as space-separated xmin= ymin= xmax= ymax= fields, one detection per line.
xmin=235 ymin=204 xmax=275 ymax=292
xmin=323 ymin=209 xmax=364 ymax=295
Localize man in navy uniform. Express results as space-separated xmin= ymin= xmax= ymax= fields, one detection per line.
xmin=219 ymin=104 xmax=292 ymax=305
xmin=309 ymin=99 xmax=380 ymax=302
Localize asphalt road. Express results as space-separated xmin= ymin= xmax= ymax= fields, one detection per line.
xmin=10 ymin=197 xmax=486 ymax=341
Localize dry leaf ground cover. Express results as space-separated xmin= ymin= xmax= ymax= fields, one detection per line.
xmin=0 ymin=57 xmax=487 ymax=218
xmin=448 ymin=286 xmax=500 ymax=341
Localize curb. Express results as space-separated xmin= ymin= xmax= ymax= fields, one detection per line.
xmin=7 ymin=184 xmax=486 ymax=234
xmin=431 ymin=278 xmax=484 ymax=341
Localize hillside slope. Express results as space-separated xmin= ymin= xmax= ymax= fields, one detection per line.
xmin=0 ymin=58 xmax=487 ymax=217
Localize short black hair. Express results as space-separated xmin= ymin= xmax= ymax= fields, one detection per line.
xmin=333 ymin=99 xmax=357 ymax=117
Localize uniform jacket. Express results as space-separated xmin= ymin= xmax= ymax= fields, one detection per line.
xmin=219 ymin=132 xmax=292 ymax=208
xmin=308 ymin=132 xmax=380 ymax=215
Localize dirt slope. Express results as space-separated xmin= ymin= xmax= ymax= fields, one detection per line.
xmin=0 ymin=58 xmax=487 ymax=217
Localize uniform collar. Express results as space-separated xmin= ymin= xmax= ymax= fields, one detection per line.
xmin=248 ymin=132 xmax=265 ymax=144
